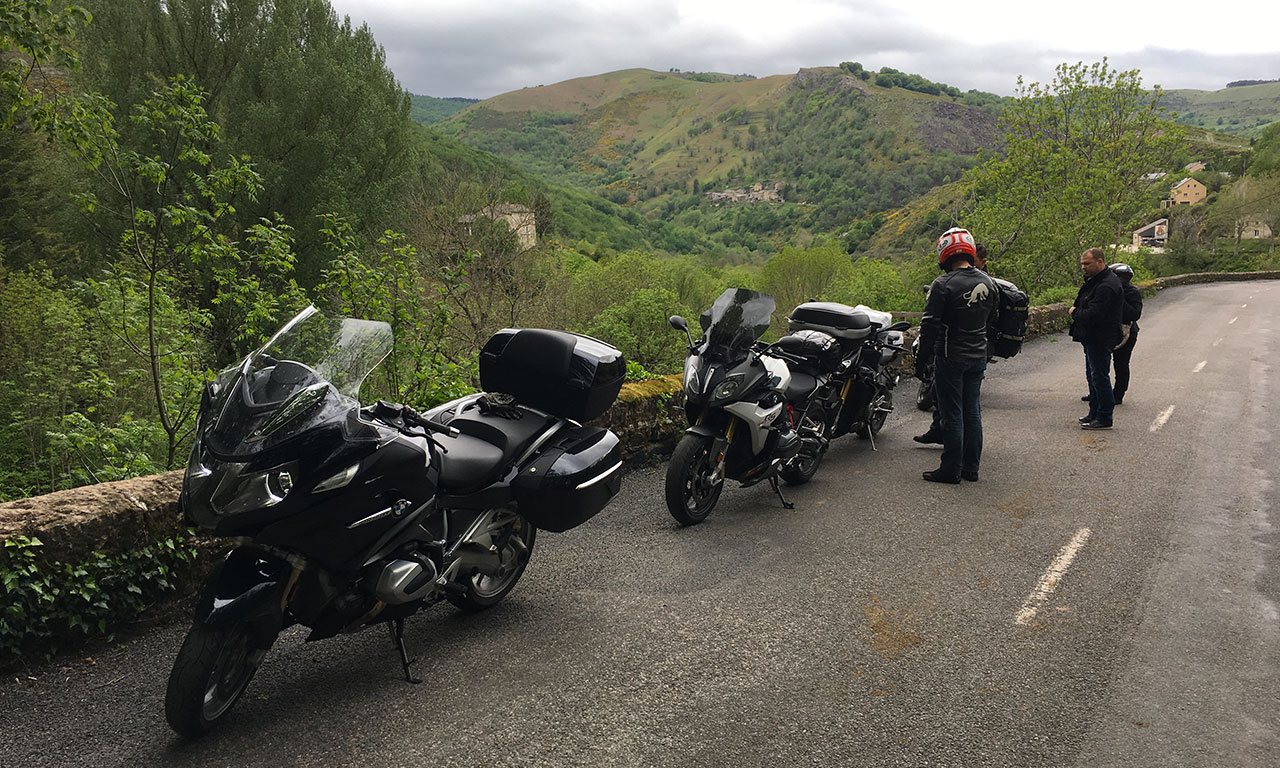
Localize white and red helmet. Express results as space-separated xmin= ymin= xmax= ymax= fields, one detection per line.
xmin=936 ymin=227 xmax=977 ymax=268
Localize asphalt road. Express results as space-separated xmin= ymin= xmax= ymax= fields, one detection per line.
xmin=2 ymin=281 xmax=1277 ymax=768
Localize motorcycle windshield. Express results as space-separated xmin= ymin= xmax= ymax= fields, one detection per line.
xmin=698 ymin=288 xmax=775 ymax=358
xmin=203 ymin=306 xmax=393 ymax=458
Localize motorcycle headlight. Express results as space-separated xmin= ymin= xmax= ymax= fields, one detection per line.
xmin=212 ymin=465 xmax=297 ymax=515
xmin=713 ymin=375 xmax=744 ymax=401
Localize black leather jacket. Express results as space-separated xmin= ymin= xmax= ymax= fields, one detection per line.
xmin=1070 ymin=268 xmax=1123 ymax=347
xmin=918 ymin=266 xmax=998 ymax=362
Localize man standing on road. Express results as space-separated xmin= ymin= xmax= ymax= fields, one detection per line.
xmin=1070 ymin=248 xmax=1124 ymax=430
xmin=915 ymin=241 xmax=993 ymax=446
xmin=916 ymin=228 xmax=998 ymax=483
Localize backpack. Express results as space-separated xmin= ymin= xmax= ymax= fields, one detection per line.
xmin=988 ymin=278 xmax=1029 ymax=358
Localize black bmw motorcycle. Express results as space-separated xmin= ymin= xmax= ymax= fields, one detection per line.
xmin=786 ymin=301 xmax=911 ymax=447
xmin=167 ymin=306 xmax=625 ymax=737
xmin=664 ymin=288 xmax=833 ymax=525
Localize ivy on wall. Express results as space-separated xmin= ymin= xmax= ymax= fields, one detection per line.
xmin=0 ymin=532 xmax=198 ymax=660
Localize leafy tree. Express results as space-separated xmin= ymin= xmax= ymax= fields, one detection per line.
xmin=59 ymin=76 xmax=300 ymax=467
xmin=0 ymin=0 xmax=90 ymax=132
xmin=76 ymin=0 xmax=414 ymax=278
xmin=315 ymin=215 xmax=474 ymax=407
xmin=585 ymin=287 xmax=690 ymax=373
xmin=832 ymin=258 xmax=915 ymax=311
xmin=961 ymin=60 xmax=1184 ymax=296
xmin=758 ymin=243 xmax=856 ymax=323
xmin=1249 ymin=121 xmax=1280 ymax=176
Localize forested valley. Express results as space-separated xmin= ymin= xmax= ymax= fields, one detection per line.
xmin=3 ymin=0 xmax=1279 ymax=501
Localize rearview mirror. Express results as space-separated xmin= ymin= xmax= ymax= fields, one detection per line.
xmin=668 ymin=315 xmax=688 ymax=332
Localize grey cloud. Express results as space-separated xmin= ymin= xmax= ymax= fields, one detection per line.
xmin=331 ymin=1 xmax=1280 ymax=99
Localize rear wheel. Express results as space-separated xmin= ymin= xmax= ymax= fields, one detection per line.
xmin=448 ymin=514 xmax=537 ymax=612
xmin=857 ymin=391 xmax=892 ymax=439
xmin=665 ymin=434 xmax=723 ymax=526
xmin=165 ymin=622 xmax=270 ymax=738
xmin=780 ymin=403 xmax=827 ymax=485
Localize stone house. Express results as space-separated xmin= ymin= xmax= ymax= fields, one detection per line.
xmin=1236 ymin=216 xmax=1274 ymax=239
xmin=459 ymin=203 xmax=537 ymax=250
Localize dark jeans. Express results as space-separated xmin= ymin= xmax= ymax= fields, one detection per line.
xmin=1083 ymin=342 xmax=1115 ymax=424
xmin=1113 ymin=329 xmax=1137 ymax=400
xmin=933 ymin=355 xmax=986 ymax=478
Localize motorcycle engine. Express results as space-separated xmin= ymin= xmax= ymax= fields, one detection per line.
xmin=373 ymin=552 xmax=440 ymax=604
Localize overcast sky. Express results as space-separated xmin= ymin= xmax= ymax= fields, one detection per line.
xmin=328 ymin=0 xmax=1280 ymax=99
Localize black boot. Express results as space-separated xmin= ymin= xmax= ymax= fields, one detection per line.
xmin=913 ymin=431 xmax=943 ymax=445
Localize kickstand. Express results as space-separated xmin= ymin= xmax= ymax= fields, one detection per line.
xmin=769 ymin=475 xmax=795 ymax=510
xmin=387 ymin=617 xmax=422 ymax=684
xmin=866 ymin=424 xmax=878 ymax=452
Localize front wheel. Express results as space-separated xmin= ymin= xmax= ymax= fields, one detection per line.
xmin=448 ymin=514 xmax=537 ymax=612
xmin=165 ymin=622 xmax=270 ymax=738
xmin=665 ymin=434 xmax=723 ymax=526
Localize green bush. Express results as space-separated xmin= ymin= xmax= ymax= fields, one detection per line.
xmin=1032 ymin=285 xmax=1080 ymax=306
xmin=1 ymin=532 xmax=198 ymax=660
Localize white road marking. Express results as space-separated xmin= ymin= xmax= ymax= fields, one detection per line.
xmin=1150 ymin=405 xmax=1176 ymax=432
xmin=1213 ymin=337 xmax=1223 ymax=346
xmin=1193 ymin=361 xmax=1207 ymax=373
xmin=1229 ymin=316 xmax=1238 ymax=325
xmin=1015 ymin=528 xmax=1092 ymax=626
xmin=1242 ymin=304 xmax=1248 ymax=308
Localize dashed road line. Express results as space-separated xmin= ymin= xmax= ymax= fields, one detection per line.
xmin=1229 ymin=316 xmax=1239 ymax=325
xmin=1193 ymin=361 xmax=1206 ymax=373
xmin=1015 ymin=527 xmax=1092 ymax=626
xmin=1150 ymin=405 xmax=1176 ymax=432
xmin=1242 ymin=304 xmax=1248 ymax=308
xmin=1214 ymin=337 xmax=1224 ymax=346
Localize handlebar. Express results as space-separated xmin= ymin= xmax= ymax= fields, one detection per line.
xmin=371 ymin=400 xmax=460 ymax=438
xmin=401 ymin=405 xmax=461 ymax=438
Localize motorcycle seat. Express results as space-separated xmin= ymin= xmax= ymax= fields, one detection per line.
xmin=785 ymin=370 xmax=820 ymax=402
xmin=434 ymin=401 xmax=560 ymax=493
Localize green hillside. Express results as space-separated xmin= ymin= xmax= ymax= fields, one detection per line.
xmin=438 ymin=67 xmax=1002 ymax=255
xmin=408 ymin=93 xmax=478 ymax=125
xmin=1164 ymin=82 xmax=1280 ymax=137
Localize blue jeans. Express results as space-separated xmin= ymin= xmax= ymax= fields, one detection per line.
xmin=933 ymin=355 xmax=987 ymax=478
xmin=1082 ymin=342 xmax=1115 ymax=425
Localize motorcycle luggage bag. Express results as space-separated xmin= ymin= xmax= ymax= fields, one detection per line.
xmin=989 ymin=278 xmax=1029 ymax=359
xmin=480 ymin=329 xmax=626 ymax=422
xmin=788 ymin=301 xmax=874 ymax=341
xmin=775 ymin=330 xmax=842 ymax=373
xmin=512 ymin=425 xmax=622 ymax=532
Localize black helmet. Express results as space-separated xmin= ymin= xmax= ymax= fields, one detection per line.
xmin=1110 ymin=262 xmax=1134 ymax=282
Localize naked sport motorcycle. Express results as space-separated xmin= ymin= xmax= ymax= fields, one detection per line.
xmin=664 ymin=288 xmax=835 ymax=525
xmin=166 ymin=306 xmax=625 ymax=737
